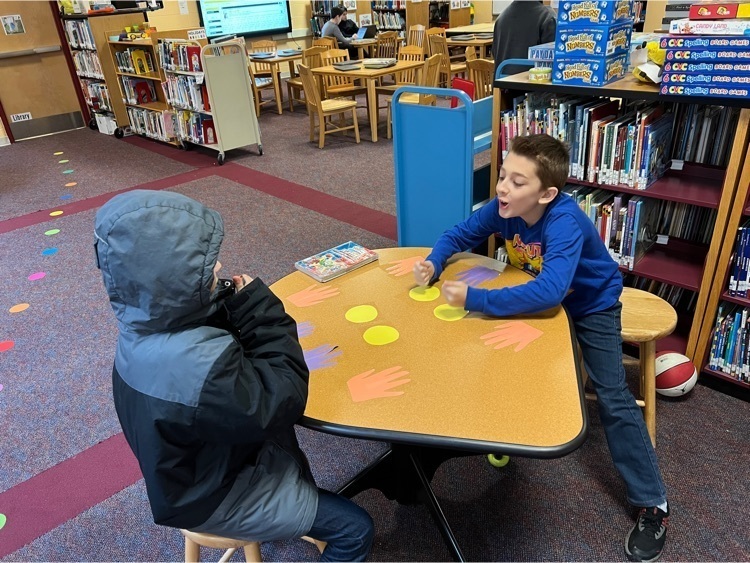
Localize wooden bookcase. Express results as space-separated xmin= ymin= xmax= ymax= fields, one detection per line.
xmin=59 ymin=10 xmax=147 ymax=133
xmin=428 ymin=1 xmax=470 ymax=29
xmin=490 ymin=73 xmax=750 ymax=372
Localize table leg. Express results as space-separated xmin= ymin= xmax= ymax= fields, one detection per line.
xmin=366 ymin=78 xmax=378 ymax=142
xmin=273 ymin=64 xmax=283 ymax=115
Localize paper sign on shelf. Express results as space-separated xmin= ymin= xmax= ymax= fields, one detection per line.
xmin=451 ymin=0 xmax=460 ymax=9
xmin=188 ymin=29 xmax=207 ymax=41
xmin=178 ymin=0 xmax=188 ymax=15
xmin=461 ymin=0 xmax=470 ymax=7
xmin=10 ymin=112 xmax=31 ymax=122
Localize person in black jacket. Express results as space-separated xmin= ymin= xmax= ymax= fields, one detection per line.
xmin=94 ymin=190 xmax=373 ymax=561
xmin=339 ymin=6 xmax=359 ymax=38
xmin=492 ymin=0 xmax=556 ymax=77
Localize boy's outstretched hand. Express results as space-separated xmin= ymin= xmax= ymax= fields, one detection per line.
xmin=413 ymin=259 xmax=435 ymax=286
xmin=442 ymin=280 xmax=469 ymax=308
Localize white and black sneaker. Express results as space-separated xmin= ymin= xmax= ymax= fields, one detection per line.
xmin=625 ymin=505 xmax=669 ymax=562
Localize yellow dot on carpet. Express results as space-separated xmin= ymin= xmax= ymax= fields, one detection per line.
xmin=65 ymin=182 xmax=77 ymax=187
xmin=53 ymin=151 xmax=63 ymax=156
xmin=49 ymin=210 xmax=64 ymax=217
xmin=433 ymin=304 xmax=468 ymax=322
xmin=345 ymin=305 xmax=378 ymax=323
xmin=58 ymin=159 xmax=69 ymax=164
xmin=9 ymin=303 xmax=30 ymax=314
xmin=363 ymin=325 xmax=399 ymax=345
xmin=409 ymin=286 xmax=440 ymax=302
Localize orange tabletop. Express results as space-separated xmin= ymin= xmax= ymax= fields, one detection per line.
xmin=271 ymin=247 xmax=587 ymax=457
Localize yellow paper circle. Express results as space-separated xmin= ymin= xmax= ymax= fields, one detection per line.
xmin=409 ymin=286 xmax=440 ymax=302
xmin=49 ymin=210 xmax=64 ymax=217
xmin=345 ymin=305 xmax=378 ymax=323
xmin=363 ymin=325 xmax=399 ymax=345
xmin=433 ymin=304 xmax=468 ymax=321
xmin=9 ymin=303 xmax=30 ymax=314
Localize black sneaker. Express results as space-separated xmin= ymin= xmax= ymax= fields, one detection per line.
xmin=625 ymin=506 xmax=669 ymax=562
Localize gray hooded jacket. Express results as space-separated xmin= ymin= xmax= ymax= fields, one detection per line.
xmin=94 ymin=190 xmax=317 ymax=539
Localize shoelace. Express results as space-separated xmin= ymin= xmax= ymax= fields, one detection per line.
xmin=638 ymin=508 xmax=669 ymax=535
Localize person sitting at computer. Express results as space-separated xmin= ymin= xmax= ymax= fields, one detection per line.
xmin=339 ymin=6 xmax=359 ymax=38
xmin=322 ymin=6 xmax=360 ymax=59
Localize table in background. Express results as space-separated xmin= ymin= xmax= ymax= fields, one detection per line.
xmin=445 ymin=22 xmax=495 ymax=35
xmin=249 ymin=52 xmax=303 ymax=115
xmin=446 ymin=36 xmax=494 ymax=59
xmin=349 ymin=38 xmax=377 ymax=60
xmin=271 ymin=247 xmax=587 ymax=561
xmin=312 ymin=60 xmax=423 ymax=142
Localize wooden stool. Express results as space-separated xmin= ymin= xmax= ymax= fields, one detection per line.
xmin=582 ymin=287 xmax=677 ymax=447
xmin=181 ymin=529 xmax=326 ymax=562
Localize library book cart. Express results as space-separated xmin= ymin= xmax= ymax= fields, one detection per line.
xmin=490 ymin=72 xmax=750 ymax=394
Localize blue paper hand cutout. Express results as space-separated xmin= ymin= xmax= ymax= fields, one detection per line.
xmin=297 ymin=321 xmax=314 ymax=338
xmin=303 ymin=344 xmax=342 ymax=371
xmin=455 ymin=265 xmax=500 ymax=287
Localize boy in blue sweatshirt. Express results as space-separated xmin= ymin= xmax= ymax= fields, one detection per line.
xmin=414 ymin=134 xmax=669 ymax=562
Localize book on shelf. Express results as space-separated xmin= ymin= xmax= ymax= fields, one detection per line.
xmin=295 ymin=242 xmax=379 ymax=282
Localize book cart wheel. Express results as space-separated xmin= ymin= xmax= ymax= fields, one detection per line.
xmin=114 ymin=127 xmax=124 ymax=139
xmin=88 ymin=117 xmax=98 ymax=130
xmin=217 ymin=152 xmax=225 ymax=165
xmin=487 ymin=454 xmax=510 ymax=468
xmin=258 ymin=144 xmax=263 ymax=156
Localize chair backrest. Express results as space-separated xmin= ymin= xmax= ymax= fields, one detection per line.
xmin=320 ymin=49 xmax=355 ymax=92
xmin=312 ymin=36 xmax=337 ymax=50
xmin=428 ymin=34 xmax=450 ymax=78
xmin=249 ymin=39 xmax=277 ymax=74
xmin=376 ymin=30 xmax=399 ymax=59
xmin=467 ymin=58 xmax=494 ymax=99
xmin=303 ymin=45 xmax=328 ymax=69
xmin=465 ymin=45 xmax=477 ymax=62
xmin=396 ymin=45 xmax=424 ymax=84
xmin=298 ymin=64 xmax=321 ymax=112
xmin=407 ymin=24 xmax=425 ymax=49
xmin=421 ymin=53 xmax=443 ymax=88
xmin=424 ymin=27 xmax=446 ymax=55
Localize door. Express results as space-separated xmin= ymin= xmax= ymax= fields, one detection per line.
xmin=0 ymin=2 xmax=82 ymax=141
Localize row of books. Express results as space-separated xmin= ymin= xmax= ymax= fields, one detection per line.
xmin=311 ymin=0 xmax=339 ymax=15
xmin=126 ymin=107 xmax=176 ymax=143
xmin=113 ymin=48 xmax=156 ymax=75
xmin=120 ymin=77 xmax=157 ymax=106
xmin=727 ymin=219 xmax=750 ymax=298
xmin=158 ymin=39 xmax=203 ymax=73
xmin=72 ymin=50 xmax=103 ymax=79
xmin=563 ymin=185 xmax=716 ymax=269
xmin=623 ymin=273 xmax=698 ymax=312
xmin=372 ymin=11 xmax=405 ymax=30
xmin=371 ymin=0 xmax=407 ymax=9
xmin=162 ymin=74 xmax=211 ymax=113
xmin=63 ymin=19 xmax=96 ymax=50
xmin=175 ymin=110 xmax=217 ymax=146
xmin=708 ymin=304 xmax=750 ymax=382
xmin=499 ymin=93 xmax=737 ymax=188
xmin=81 ymin=79 xmax=113 ymax=112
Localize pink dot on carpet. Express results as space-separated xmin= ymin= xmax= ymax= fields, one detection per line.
xmin=28 ymin=272 xmax=46 ymax=281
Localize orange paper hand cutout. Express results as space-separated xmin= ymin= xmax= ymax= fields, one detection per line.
xmin=287 ymin=284 xmax=341 ymax=307
xmin=347 ymin=366 xmax=411 ymax=402
xmin=480 ymin=321 xmax=543 ymax=352
xmin=385 ymin=256 xmax=424 ymax=277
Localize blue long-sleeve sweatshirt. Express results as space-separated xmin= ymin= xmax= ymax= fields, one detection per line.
xmin=426 ymin=194 xmax=623 ymax=319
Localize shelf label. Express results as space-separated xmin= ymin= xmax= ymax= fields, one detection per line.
xmin=188 ymin=29 xmax=207 ymax=41
xmin=10 ymin=112 xmax=31 ymax=122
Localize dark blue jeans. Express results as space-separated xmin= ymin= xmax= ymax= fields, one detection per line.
xmin=308 ymin=489 xmax=374 ymax=562
xmin=574 ymin=301 xmax=667 ymax=507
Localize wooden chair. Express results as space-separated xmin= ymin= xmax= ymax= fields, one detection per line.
xmin=287 ymin=46 xmax=327 ymax=112
xmin=312 ymin=36 xmax=337 ymax=50
xmin=247 ymin=64 xmax=275 ymax=117
xmin=465 ymin=45 xmax=477 ymax=63
xmin=375 ymin=45 xmax=424 ymax=97
xmin=467 ymin=58 xmax=494 ymax=100
xmin=407 ymin=24 xmax=425 ymax=50
xmin=181 ymin=529 xmax=326 ymax=562
xmin=299 ymin=64 xmax=360 ymax=149
xmin=248 ymin=40 xmax=278 ymax=79
xmin=581 ymin=287 xmax=677 ymax=447
xmin=386 ymin=53 xmax=442 ymax=139
xmin=424 ymin=27 xmax=446 ymax=56
xmin=429 ymin=34 xmax=466 ymax=88
xmin=320 ymin=49 xmax=367 ymax=99
xmin=375 ymin=30 xmax=399 ymax=59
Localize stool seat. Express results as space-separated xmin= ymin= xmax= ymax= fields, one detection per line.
xmin=620 ymin=287 xmax=678 ymax=342
xmin=181 ymin=529 xmax=255 ymax=550
xmin=180 ymin=529 xmax=261 ymax=562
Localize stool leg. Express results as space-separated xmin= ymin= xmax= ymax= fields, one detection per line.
xmin=218 ymin=548 xmax=237 ymax=563
xmin=640 ymin=341 xmax=656 ymax=448
xmin=244 ymin=542 xmax=262 ymax=562
xmin=185 ymin=537 xmax=200 ymax=563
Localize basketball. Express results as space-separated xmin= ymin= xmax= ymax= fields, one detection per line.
xmin=654 ymin=351 xmax=698 ymax=397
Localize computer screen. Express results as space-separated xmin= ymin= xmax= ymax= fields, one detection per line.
xmin=198 ymin=0 xmax=293 ymax=39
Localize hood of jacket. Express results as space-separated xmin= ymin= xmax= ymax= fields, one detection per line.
xmin=94 ymin=190 xmax=224 ymax=334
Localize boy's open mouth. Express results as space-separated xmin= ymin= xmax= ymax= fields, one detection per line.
xmin=499 ymin=199 xmax=509 ymax=209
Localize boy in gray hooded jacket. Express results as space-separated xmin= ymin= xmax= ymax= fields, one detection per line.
xmin=94 ymin=190 xmax=373 ymax=561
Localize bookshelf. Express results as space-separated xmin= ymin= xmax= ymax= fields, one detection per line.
xmin=490 ymin=72 xmax=750 ymax=373
xmin=428 ymin=0 xmax=470 ymax=29
xmin=59 ymin=10 xmax=147 ymax=135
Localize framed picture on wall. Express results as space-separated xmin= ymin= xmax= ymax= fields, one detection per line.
xmin=343 ymin=0 xmax=357 ymax=10
xmin=359 ymin=13 xmax=372 ymax=26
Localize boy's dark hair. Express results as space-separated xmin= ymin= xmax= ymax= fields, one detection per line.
xmin=331 ymin=6 xmax=344 ymax=18
xmin=339 ymin=4 xmax=348 ymax=13
xmin=509 ymin=134 xmax=569 ymax=190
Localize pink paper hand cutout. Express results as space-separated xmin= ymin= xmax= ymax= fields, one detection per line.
xmin=480 ymin=321 xmax=543 ymax=352
xmin=455 ymin=265 xmax=500 ymax=287
xmin=303 ymin=344 xmax=342 ymax=371
xmin=297 ymin=321 xmax=314 ymax=338
xmin=287 ymin=284 xmax=340 ymax=307
xmin=347 ymin=366 xmax=411 ymax=402
xmin=385 ymin=255 xmax=424 ymax=277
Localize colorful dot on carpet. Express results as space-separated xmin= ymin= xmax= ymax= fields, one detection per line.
xmin=0 ymin=513 xmax=6 ymax=530
xmin=64 ymin=182 xmax=77 ymax=187
xmin=62 ymin=169 xmax=74 ymax=174
xmin=0 ymin=384 xmax=3 ymax=392
xmin=54 ymin=151 xmax=63 ymax=156
xmin=44 ymin=229 xmax=60 ymax=236
xmin=49 ymin=210 xmax=63 ymax=217
xmin=28 ymin=272 xmax=46 ymax=281
xmin=42 ymin=248 xmax=58 ymax=256
xmin=58 ymin=159 xmax=69 ymax=164
xmin=9 ymin=303 xmax=29 ymax=313
xmin=0 ymin=341 xmax=14 ymax=352
xmin=59 ymin=194 xmax=72 ymax=200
